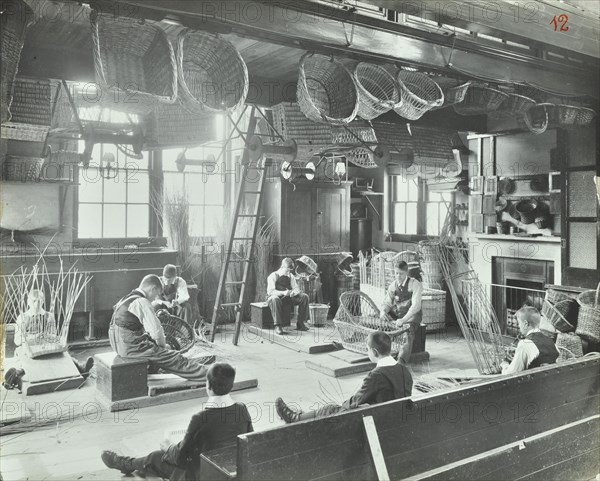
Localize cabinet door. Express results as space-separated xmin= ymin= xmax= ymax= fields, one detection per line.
xmin=317 ymin=186 xmax=349 ymax=253
xmin=281 ymin=183 xmax=315 ymax=255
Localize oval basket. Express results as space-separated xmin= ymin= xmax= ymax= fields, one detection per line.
xmin=177 ymin=30 xmax=248 ymax=114
xmin=576 ymin=284 xmax=600 ymax=343
xmin=353 ymin=63 xmax=400 ymax=120
xmin=158 ymin=311 xmax=196 ymax=353
xmin=453 ymin=84 xmax=509 ymax=116
xmin=90 ymin=10 xmax=177 ymax=114
xmin=393 ymin=71 xmax=444 ymax=120
xmin=297 ymin=53 xmax=358 ymax=125
xmin=545 ymin=288 xmax=573 ymax=304
xmin=541 ymin=299 xmax=576 ymax=333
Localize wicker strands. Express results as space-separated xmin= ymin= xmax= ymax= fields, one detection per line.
xmin=3 ymin=156 xmax=44 ymax=182
xmin=491 ymin=93 xmax=536 ymax=118
xmin=90 ymin=10 xmax=177 ymax=114
xmin=158 ymin=311 xmax=196 ymax=353
xmin=556 ymin=332 xmax=583 ymax=361
xmin=574 ymin=107 xmax=596 ymax=126
xmin=331 ymin=120 xmax=377 ymax=145
xmin=453 ymin=83 xmax=509 ymax=116
xmin=394 ymin=71 xmax=444 ymax=120
xmin=520 ymin=103 xmax=550 ymax=134
xmin=177 ymin=30 xmax=248 ymax=114
xmin=576 ymin=284 xmax=600 ymax=343
xmin=545 ymin=288 xmax=574 ymax=304
xmin=422 ymin=288 xmax=446 ymax=331
xmin=9 ymin=77 xmax=52 ymax=125
xmin=353 ymin=63 xmax=400 ymax=120
xmin=297 ymin=53 xmax=359 ymax=125
xmin=442 ymin=81 xmax=471 ymax=107
xmin=541 ymin=299 xmax=576 ymax=333
xmin=145 ymin=104 xmax=218 ymax=148
xmin=1 ymin=0 xmax=33 ymax=123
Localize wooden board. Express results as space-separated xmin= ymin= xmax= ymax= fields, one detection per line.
xmin=98 ymin=377 xmax=259 ymax=412
xmin=246 ymin=324 xmax=340 ymax=354
xmin=19 ymin=351 xmax=85 ymax=395
xmin=305 ymin=358 xmax=375 ymax=378
xmin=329 ymin=350 xmax=371 ymax=364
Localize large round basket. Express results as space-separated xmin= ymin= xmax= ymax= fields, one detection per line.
xmin=491 ymin=93 xmax=536 ymax=118
xmin=158 ymin=311 xmax=196 ymax=353
xmin=541 ymin=299 xmax=576 ymax=333
xmin=556 ymin=332 xmax=583 ymax=361
xmin=90 ymin=10 xmax=177 ymax=114
xmin=576 ymin=284 xmax=600 ymax=343
xmin=393 ymin=71 xmax=444 ymax=120
xmin=177 ymin=30 xmax=248 ymax=114
xmin=353 ymin=63 xmax=400 ymax=120
xmin=453 ymin=84 xmax=509 ymax=116
xmin=297 ymin=53 xmax=358 ymax=125
xmin=519 ymin=103 xmax=551 ymax=134
xmin=1 ymin=0 xmax=34 ymax=123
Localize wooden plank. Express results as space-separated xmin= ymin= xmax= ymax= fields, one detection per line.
xmin=305 ymin=358 xmax=375 ymax=378
xmin=246 ymin=324 xmax=340 ymax=354
xmin=362 ymin=416 xmax=390 ymax=481
xmin=100 ymin=377 xmax=259 ymax=413
xmin=329 ymin=350 xmax=371 ymax=364
xmin=200 ymin=445 xmax=238 ymax=481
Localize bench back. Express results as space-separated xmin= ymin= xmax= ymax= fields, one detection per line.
xmin=236 ymin=356 xmax=600 ymax=481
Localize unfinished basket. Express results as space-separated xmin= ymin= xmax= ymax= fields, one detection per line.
xmin=1 ymin=0 xmax=34 ymax=123
xmin=90 ymin=10 xmax=177 ymax=114
xmin=422 ymin=288 xmax=446 ymax=331
xmin=338 ymin=290 xmax=381 ymax=325
xmin=177 ymin=30 xmax=248 ymax=114
xmin=333 ymin=318 xmax=406 ymax=354
xmin=394 ymin=71 xmax=444 ymax=120
xmin=453 ymin=84 xmax=509 ymax=116
xmin=353 ymin=63 xmax=400 ymax=120
xmin=158 ymin=311 xmax=195 ymax=353
xmin=297 ymin=53 xmax=358 ymax=125
xmin=556 ymin=332 xmax=583 ymax=361
xmin=576 ymin=284 xmax=600 ymax=343
xmin=3 ymin=156 xmax=44 ymax=182
xmin=541 ymin=299 xmax=576 ymax=333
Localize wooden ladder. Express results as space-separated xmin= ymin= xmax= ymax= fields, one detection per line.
xmin=210 ymin=107 xmax=269 ymax=345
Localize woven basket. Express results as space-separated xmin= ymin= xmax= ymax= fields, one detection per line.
xmin=574 ymin=107 xmax=596 ymax=126
xmin=545 ymin=288 xmax=573 ymax=304
xmin=541 ymin=299 xmax=576 ymax=333
xmin=331 ymin=120 xmax=377 ymax=145
xmin=333 ymin=319 xmax=406 ymax=354
xmin=453 ymin=84 xmax=509 ymax=116
xmin=353 ymin=63 xmax=400 ymax=120
xmin=554 ymin=104 xmax=580 ymax=126
xmin=576 ymin=284 xmax=600 ymax=343
xmin=422 ymin=288 xmax=446 ymax=331
xmin=1 ymin=123 xmax=50 ymax=142
xmin=418 ymin=240 xmax=440 ymax=257
xmin=9 ymin=77 xmax=52 ymax=125
xmin=309 ymin=303 xmax=329 ymax=327
xmin=441 ymin=81 xmax=471 ymax=107
xmin=145 ymin=104 xmax=218 ymax=148
xmin=516 ymin=199 xmax=538 ymax=224
xmin=519 ymin=103 xmax=550 ymax=134
xmin=90 ymin=10 xmax=177 ymax=114
xmin=158 ymin=311 xmax=195 ymax=353
xmin=1 ymin=0 xmax=34 ymax=123
xmin=297 ymin=53 xmax=358 ymax=125
xmin=346 ymin=147 xmax=378 ymax=168
xmin=177 ymin=30 xmax=248 ymax=114
xmin=394 ymin=71 xmax=444 ymax=120
xmin=3 ymin=156 xmax=44 ymax=181
xmin=556 ymin=332 xmax=583 ymax=361
xmin=491 ymin=93 xmax=536 ymax=118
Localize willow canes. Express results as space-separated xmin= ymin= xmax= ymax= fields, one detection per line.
xmin=437 ymin=209 xmax=504 ymax=374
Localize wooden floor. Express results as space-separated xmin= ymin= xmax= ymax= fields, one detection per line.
xmin=0 ymin=324 xmax=477 ymax=481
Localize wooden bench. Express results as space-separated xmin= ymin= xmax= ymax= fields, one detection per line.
xmin=95 ymin=352 xmax=148 ymax=402
xmin=204 ymin=356 xmax=600 ymax=480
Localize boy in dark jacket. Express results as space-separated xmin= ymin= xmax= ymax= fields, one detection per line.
xmin=101 ymin=363 xmax=253 ymax=480
xmin=276 ymin=331 xmax=413 ymax=423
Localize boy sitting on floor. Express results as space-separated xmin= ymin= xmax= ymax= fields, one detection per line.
xmin=101 ymin=363 xmax=253 ymax=480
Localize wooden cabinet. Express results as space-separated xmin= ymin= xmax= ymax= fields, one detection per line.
xmin=263 ymin=179 xmax=350 ymax=256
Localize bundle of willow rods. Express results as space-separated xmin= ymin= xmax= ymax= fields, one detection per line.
xmin=438 ymin=209 xmax=505 ymax=374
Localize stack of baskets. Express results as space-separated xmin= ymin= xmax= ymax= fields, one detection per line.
xmin=575 ymin=283 xmax=600 ymax=349
xmin=418 ymin=241 xmax=443 ymax=289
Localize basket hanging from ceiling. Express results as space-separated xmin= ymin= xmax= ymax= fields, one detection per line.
xmin=433 ymin=80 xmax=471 ymax=110
xmin=1 ymin=0 xmax=34 ymax=124
xmin=177 ymin=30 xmax=248 ymax=114
xmin=491 ymin=93 xmax=536 ymax=118
xmin=297 ymin=53 xmax=359 ymax=125
xmin=393 ymin=71 xmax=444 ymax=120
xmin=3 ymin=155 xmax=44 ymax=182
xmin=453 ymin=83 xmax=509 ymax=116
xmin=519 ymin=102 xmax=550 ymax=134
xmin=331 ymin=120 xmax=378 ymax=145
xmin=574 ymin=107 xmax=596 ymax=127
xmin=90 ymin=10 xmax=177 ymax=115
xmin=353 ymin=63 xmax=400 ymax=120
xmin=346 ymin=147 xmax=378 ymax=168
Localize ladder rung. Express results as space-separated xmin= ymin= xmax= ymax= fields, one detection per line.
xmin=244 ymin=191 xmax=261 ymax=194
xmin=237 ymin=214 xmax=258 ymax=218
xmin=229 ymin=258 xmax=252 ymax=263
xmin=232 ymin=237 xmax=254 ymax=241
xmin=219 ymin=302 xmax=241 ymax=308
xmin=225 ymin=281 xmax=245 ymax=286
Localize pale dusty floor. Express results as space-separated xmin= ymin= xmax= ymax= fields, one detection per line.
xmin=0 ymin=324 xmax=477 ymax=481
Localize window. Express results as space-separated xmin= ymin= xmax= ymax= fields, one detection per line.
xmin=78 ymin=143 xmax=150 ymax=238
xmin=390 ymin=176 xmax=419 ymax=235
xmin=162 ymin=146 xmax=226 ymax=238
xmin=426 ymin=192 xmax=452 ymax=236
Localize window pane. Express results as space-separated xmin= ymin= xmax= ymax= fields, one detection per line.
xmin=186 ymin=173 xmax=205 ymax=204
xmin=189 ymin=206 xmax=204 ymax=237
xmin=103 ymin=174 xmax=127 ymax=203
xmin=78 ymin=204 xmax=102 ymax=238
xmin=204 ymin=206 xmax=223 ymax=237
xmin=162 ymin=148 xmax=181 ymax=171
xmin=127 ymin=170 xmax=149 ymax=203
xmin=393 ymin=204 xmax=405 ymax=234
xmin=394 ymin=177 xmax=408 ymax=201
xmin=205 ymin=175 xmax=225 ymax=205
xmin=406 ymin=203 xmax=417 ymax=234
xmin=407 ymin=179 xmax=418 ymax=201
xmin=103 ymin=204 xmax=126 ymax=237
xmin=164 ymin=172 xmax=184 ymax=197
xmin=426 ymin=205 xmax=440 ymax=235
xmin=79 ymin=168 xmax=103 ymax=202
xmin=127 ymin=205 xmax=149 ymax=237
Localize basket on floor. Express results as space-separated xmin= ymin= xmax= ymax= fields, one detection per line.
xmin=576 ymin=284 xmax=600 ymax=343
xmin=541 ymin=299 xmax=576 ymax=333
xmin=1 ymin=0 xmax=34 ymax=123
xmin=422 ymin=288 xmax=446 ymax=331
xmin=90 ymin=10 xmax=177 ymax=114
xmin=297 ymin=53 xmax=358 ymax=125
xmin=177 ymin=30 xmax=248 ymax=114
xmin=158 ymin=311 xmax=196 ymax=353
xmin=3 ymin=155 xmax=44 ymax=181
xmin=394 ymin=71 xmax=444 ymax=120
xmin=353 ymin=63 xmax=400 ymax=120
xmin=556 ymin=332 xmax=583 ymax=361
xmin=453 ymin=83 xmax=508 ymax=116
xmin=333 ymin=318 xmax=406 ymax=354
xmin=309 ymin=304 xmax=329 ymax=327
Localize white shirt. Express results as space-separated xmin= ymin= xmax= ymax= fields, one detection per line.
xmin=266 ymin=268 xmax=298 ymax=297
xmin=203 ymin=394 xmax=235 ymax=409
xmin=159 ymin=276 xmax=190 ymax=304
xmin=501 ymin=328 xmax=557 ymax=374
xmin=376 ymin=356 xmax=398 ymax=367
xmin=382 ymin=277 xmax=423 ymax=320
xmin=126 ymin=290 xmax=167 ymax=348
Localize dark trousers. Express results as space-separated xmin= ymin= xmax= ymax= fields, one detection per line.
xmin=109 ymin=324 xmax=207 ymax=382
xmin=131 ymin=450 xmax=177 ymax=479
xmin=267 ymin=293 xmax=309 ymax=326
xmin=298 ymin=403 xmax=344 ymax=421
xmin=388 ymin=312 xmax=421 ymax=365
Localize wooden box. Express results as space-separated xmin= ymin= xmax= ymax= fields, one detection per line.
xmin=95 ymin=352 xmax=148 ymax=402
xmin=250 ymin=302 xmax=290 ymax=328
xmin=413 ymin=324 xmax=427 ymax=354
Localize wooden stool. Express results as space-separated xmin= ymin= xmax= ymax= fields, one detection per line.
xmin=250 ymin=302 xmax=291 ymax=329
xmin=95 ymin=352 xmax=148 ymax=402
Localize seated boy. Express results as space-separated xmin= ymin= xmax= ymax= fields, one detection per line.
xmin=276 ymin=331 xmax=412 ymax=423
xmin=101 ymin=362 xmax=253 ymax=479
xmin=153 ymin=264 xmax=194 ymax=325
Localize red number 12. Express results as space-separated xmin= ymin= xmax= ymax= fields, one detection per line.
xmin=551 ymin=14 xmax=569 ymax=32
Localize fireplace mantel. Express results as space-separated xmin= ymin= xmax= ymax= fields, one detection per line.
xmin=470 ymin=234 xmax=561 ymax=244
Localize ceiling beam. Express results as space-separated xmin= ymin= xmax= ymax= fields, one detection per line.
xmin=108 ymin=0 xmax=598 ymax=98
xmin=355 ymin=0 xmax=600 ymax=59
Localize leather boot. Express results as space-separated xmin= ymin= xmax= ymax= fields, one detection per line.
xmin=275 ymin=326 xmax=285 ymax=335
xmin=101 ymin=450 xmax=135 ymax=475
xmin=275 ymin=397 xmax=301 ymax=423
xmin=296 ymin=321 xmax=309 ymax=331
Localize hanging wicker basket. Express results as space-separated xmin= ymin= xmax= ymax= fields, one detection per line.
xmin=177 ymin=30 xmax=248 ymax=114
xmin=439 ymin=81 xmax=471 ymax=107
xmin=1 ymin=0 xmax=34 ymax=123
xmin=345 ymin=147 xmax=378 ymax=168
xmin=90 ymin=10 xmax=177 ymax=114
xmin=3 ymin=155 xmax=44 ymax=182
xmin=576 ymin=283 xmax=600 ymax=343
xmin=394 ymin=71 xmax=444 ymax=120
xmin=453 ymin=83 xmax=509 ymax=116
xmin=519 ymin=102 xmax=551 ymax=134
xmin=353 ymin=63 xmax=400 ymax=120
xmin=491 ymin=93 xmax=536 ymax=118
xmin=574 ymin=107 xmax=596 ymax=127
